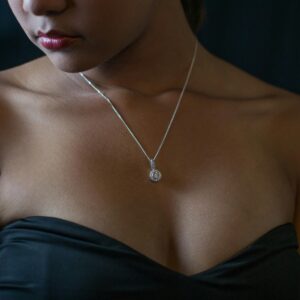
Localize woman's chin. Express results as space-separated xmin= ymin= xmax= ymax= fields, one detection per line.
xmin=45 ymin=55 xmax=96 ymax=74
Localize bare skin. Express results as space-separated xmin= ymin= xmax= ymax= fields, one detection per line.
xmin=0 ymin=0 xmax=299 ymax=277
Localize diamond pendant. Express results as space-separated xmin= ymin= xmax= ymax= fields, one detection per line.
xmin=149 ymin=159 xmax=162 ymax=182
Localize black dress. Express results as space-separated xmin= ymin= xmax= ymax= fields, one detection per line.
xmin=0 ymin=216 xmax=299 ymax=299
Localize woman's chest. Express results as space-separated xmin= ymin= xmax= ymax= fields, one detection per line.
xmin=0 ymin=94 xmax=297 ymax=275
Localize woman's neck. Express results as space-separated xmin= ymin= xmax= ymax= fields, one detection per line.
xmin=64 ymin=0 xmax=201 ymax=97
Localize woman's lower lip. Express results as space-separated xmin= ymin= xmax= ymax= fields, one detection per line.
xmin=38 ymin=36 xmax=79 ymax=50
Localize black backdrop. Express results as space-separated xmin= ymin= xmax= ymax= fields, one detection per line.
xmin=1 ymin=0 xmax=299 ymax=94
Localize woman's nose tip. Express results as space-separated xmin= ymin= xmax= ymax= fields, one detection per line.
xmin=23 ymin=0 xmax=67 ymax=16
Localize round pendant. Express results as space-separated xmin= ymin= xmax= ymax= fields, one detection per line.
xmin=149 ymin=159 xmax=162 ymax=182
xmin=149 ymin=168 xmax=162 ymax=182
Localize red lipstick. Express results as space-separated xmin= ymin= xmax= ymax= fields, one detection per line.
xmin=37 ymin=30 xmax=79 ymax=50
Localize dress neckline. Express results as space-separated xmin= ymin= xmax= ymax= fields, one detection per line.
xmin=1 ymin=215 xmax=297 ymax=279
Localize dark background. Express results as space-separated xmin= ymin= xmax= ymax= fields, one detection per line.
xmin=0 ymin=0 xmax=299 ymax=94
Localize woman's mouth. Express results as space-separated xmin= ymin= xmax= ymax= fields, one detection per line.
xmin=37 ymin=30 xmax=80 ymax=50
xmin=38 ymin=36 xmax=79 ymax=50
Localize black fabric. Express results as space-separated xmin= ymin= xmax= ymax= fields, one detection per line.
xmin=0 ymin=216 xmax=299 ymax=299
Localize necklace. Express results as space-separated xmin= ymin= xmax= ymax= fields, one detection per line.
xmin=79 ymin=39 xmax=198 ymax=183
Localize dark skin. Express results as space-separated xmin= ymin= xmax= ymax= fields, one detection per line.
xmin=0 ymin=0 xmax=299 ymax=276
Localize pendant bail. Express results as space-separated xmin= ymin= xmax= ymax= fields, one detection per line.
xmin=150 ymin=159 xmax=156 ymax=170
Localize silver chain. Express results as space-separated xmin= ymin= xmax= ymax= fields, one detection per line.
xmin=79 ymin=39 xmax=198 ymax=182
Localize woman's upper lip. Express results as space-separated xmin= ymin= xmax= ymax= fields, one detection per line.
xmin=37 ymin=29 xmax=78 ymax=38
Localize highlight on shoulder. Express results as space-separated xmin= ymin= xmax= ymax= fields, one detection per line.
xmin=0 ymin=56 xmax=48 ymax=91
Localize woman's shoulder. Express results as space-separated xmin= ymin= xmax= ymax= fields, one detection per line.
xmin=193 ymin=48 xmax=300 ymax=127
xmin=0 ymin=58 xmax=42 ymax=133
xmin=0 ymin=56 xmax=72 ymax=124
xmin=0 ymin=56 xmax=56 ymax=93
xmin=194 ymin=45 xmax=291 ymax=100
xmin=0 ymin=57 xmax=52 ymax=158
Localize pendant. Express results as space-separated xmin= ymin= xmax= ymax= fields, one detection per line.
xmin=149 ymin=159 xmax=162 ymax=182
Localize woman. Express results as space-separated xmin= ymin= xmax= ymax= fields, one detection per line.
xmin=0 ymin=0 xmax=299 ymax=299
